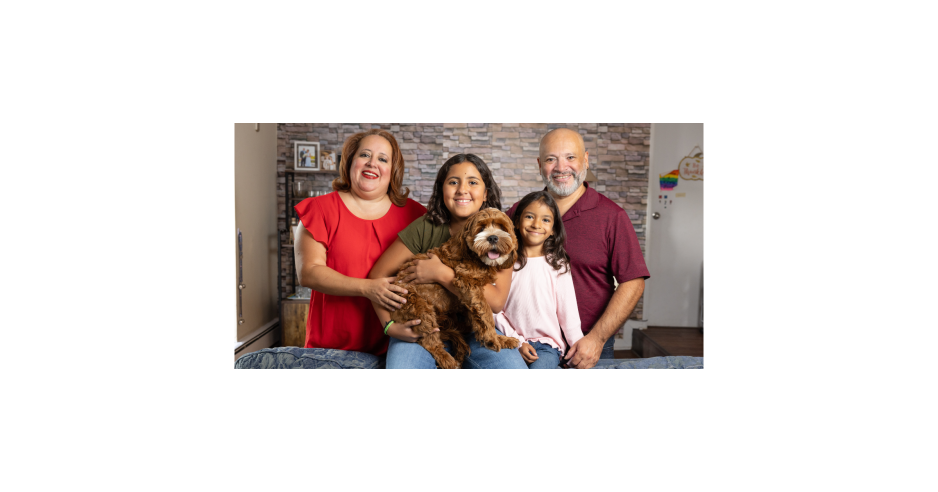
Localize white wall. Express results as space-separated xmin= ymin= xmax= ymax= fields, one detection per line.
xmin=644 ymin=123 xmax=704 ymax=327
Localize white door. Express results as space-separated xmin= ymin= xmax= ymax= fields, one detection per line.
xmin=234 ymin=123 xmax=279 ymax=342
xmin=644 ymin=123 xmax=704 ymax=327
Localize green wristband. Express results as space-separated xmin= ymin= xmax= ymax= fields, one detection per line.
xmin=383 ymin=320 xmax=395 ymax=335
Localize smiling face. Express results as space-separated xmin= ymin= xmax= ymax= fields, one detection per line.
xmin=517 ymin=200 xmax=555 ymax=254
xmin=349 ymin=135 xmax=393 ymax=197
xmin=462 ymin=208 xmax=517 ymax=268
xmin=443 ymin=162 xmax=488 ymax=222
xmin=537 ymin=129 xmax=589 ymax=197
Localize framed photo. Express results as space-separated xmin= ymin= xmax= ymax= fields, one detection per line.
xmin=293 ymin=141 xmax=320 ymax=172
xmin=320 ymin=150 xmax=337 ymax=171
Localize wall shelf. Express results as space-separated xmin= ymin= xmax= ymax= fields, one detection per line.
xmin=277 ymin=167 xmax=337 ymax=304
xmin=284 ymin=169 xmax=340 ymax=174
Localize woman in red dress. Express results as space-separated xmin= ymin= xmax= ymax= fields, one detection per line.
xmin=293 ymin=130 xmax=426 ymax=356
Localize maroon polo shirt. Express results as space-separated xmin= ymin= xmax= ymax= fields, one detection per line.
xmin=508 ymin=183 xmax=650 ymax=334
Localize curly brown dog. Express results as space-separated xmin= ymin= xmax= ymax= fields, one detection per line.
xmin=389 ymin=208 xmax=520 ymax=369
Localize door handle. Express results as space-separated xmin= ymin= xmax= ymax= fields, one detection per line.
xmin=237 ymin=229 xmax=245 ymax=327
xmin=652 ymin=212 xmax=660 ymax=220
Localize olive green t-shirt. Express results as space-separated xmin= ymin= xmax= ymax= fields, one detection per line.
xmin=397 ymin=215 xmax=450 ymax=254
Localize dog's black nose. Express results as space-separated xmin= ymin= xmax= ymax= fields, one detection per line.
xmin=487 ymin=235 xmax=499 ymax=244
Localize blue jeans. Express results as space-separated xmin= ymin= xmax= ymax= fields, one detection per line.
xmin=601 ymin=336 xmax=615 ymax=359
xmin=526 ymin=340 xmax=561 ymax=369
xmin=386 ymin=328 xmax=527 ymax=369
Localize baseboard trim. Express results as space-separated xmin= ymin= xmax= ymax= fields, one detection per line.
xmin=235 ymin=318 xmax=280 ymax=356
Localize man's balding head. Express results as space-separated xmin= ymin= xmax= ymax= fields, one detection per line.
xmin=540 ymin=128 xmax=586 ymax=155
xmin=538 ymin=128 xmax=589 ymax=197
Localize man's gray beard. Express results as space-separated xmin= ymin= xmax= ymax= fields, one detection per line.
xmin=541 ymin=168 xmax=587 ymax=197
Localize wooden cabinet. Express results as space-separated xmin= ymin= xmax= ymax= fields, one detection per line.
xmin=281 ymin=298 xmax=309 ymax=347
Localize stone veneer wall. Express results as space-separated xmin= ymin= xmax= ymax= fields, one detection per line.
xmin=277 ymin=123 xmax=650 ymax=327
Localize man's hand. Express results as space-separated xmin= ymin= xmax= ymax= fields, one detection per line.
xmin=563 ymin=334 xmax=603 ymax=369
xmin=518 ymin=342 xmax=538 ymax=364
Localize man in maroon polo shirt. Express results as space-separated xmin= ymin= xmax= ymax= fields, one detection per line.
xmin=507 ymin=128 xmax=650 ymax=369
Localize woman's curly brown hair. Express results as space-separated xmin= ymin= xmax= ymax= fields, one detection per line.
xmin=510 ymin=191 xmax=571 ymax=274
xmin=425 ymin=154 xmax=502 ymax=226
xmin=331 ymin=129 xmax=410 ymax=206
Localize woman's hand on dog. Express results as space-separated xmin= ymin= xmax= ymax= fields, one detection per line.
xmin=365 ymin=277 xmax=410 ymax=311
xmin=402 ymin=253 xmax=454 ymax=286
xmin=386 ymin=319 xmax=436 ymax=342
xmin=519 ymin=342 xmax=538 ymax=364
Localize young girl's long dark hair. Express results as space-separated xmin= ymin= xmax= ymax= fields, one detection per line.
xmin=511 ymin=191 xmax=570 ymax=274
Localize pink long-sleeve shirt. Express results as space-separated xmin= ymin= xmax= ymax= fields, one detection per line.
xmin=495 ymin=256 xmax=583 ymax=356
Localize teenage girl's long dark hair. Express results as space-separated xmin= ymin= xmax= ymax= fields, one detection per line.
xmin=510 ymin=191 xmax=570 ymax=274
xmin=425 ymin=154 xmax=502 ymax=226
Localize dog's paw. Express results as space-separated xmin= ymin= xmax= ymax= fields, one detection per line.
xmin=496 ymin=335 xmax=520 ymax=350
xmin=480 ymin=339 xmax=500 ymax=352
xmin=436 ymin=352 xmax=461 ymax=369
xmin=480 ymin=336 xmax=517 ymax=352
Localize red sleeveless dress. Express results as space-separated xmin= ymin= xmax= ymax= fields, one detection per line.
xmin=294 ymin=193 xmax=426 ymax=355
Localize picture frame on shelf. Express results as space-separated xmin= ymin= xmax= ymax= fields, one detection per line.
xmin=320 ymin=150 xmax=337 ymax=171
xmin=293 ymin=141 xmax=320 ymax=172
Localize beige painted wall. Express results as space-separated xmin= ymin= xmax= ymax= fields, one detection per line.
xmin=234 ymin=124 xmax=278 ymax=341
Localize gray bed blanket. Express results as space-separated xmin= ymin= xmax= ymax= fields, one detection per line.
xmin=235 ymin=347 xmax=702 ymax=369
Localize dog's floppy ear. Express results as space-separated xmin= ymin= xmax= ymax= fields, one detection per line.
xmin=495 ymin=211 xmax=515 ymax=238
xmin=440 ymin=211 xmax=479 ymax=260
xmin=502 ymin=248 xmax=518 ymax=271
xmin=460 ymin=209 xmax=483 ymax=242
xmin=495 ymin=211 xmax=519 ymax=270
xmin=439 ymin=231 xmax=464 ymax=260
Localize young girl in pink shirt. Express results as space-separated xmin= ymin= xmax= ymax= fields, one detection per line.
xmin=496 ymin=191 xmax=584 ymax=369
